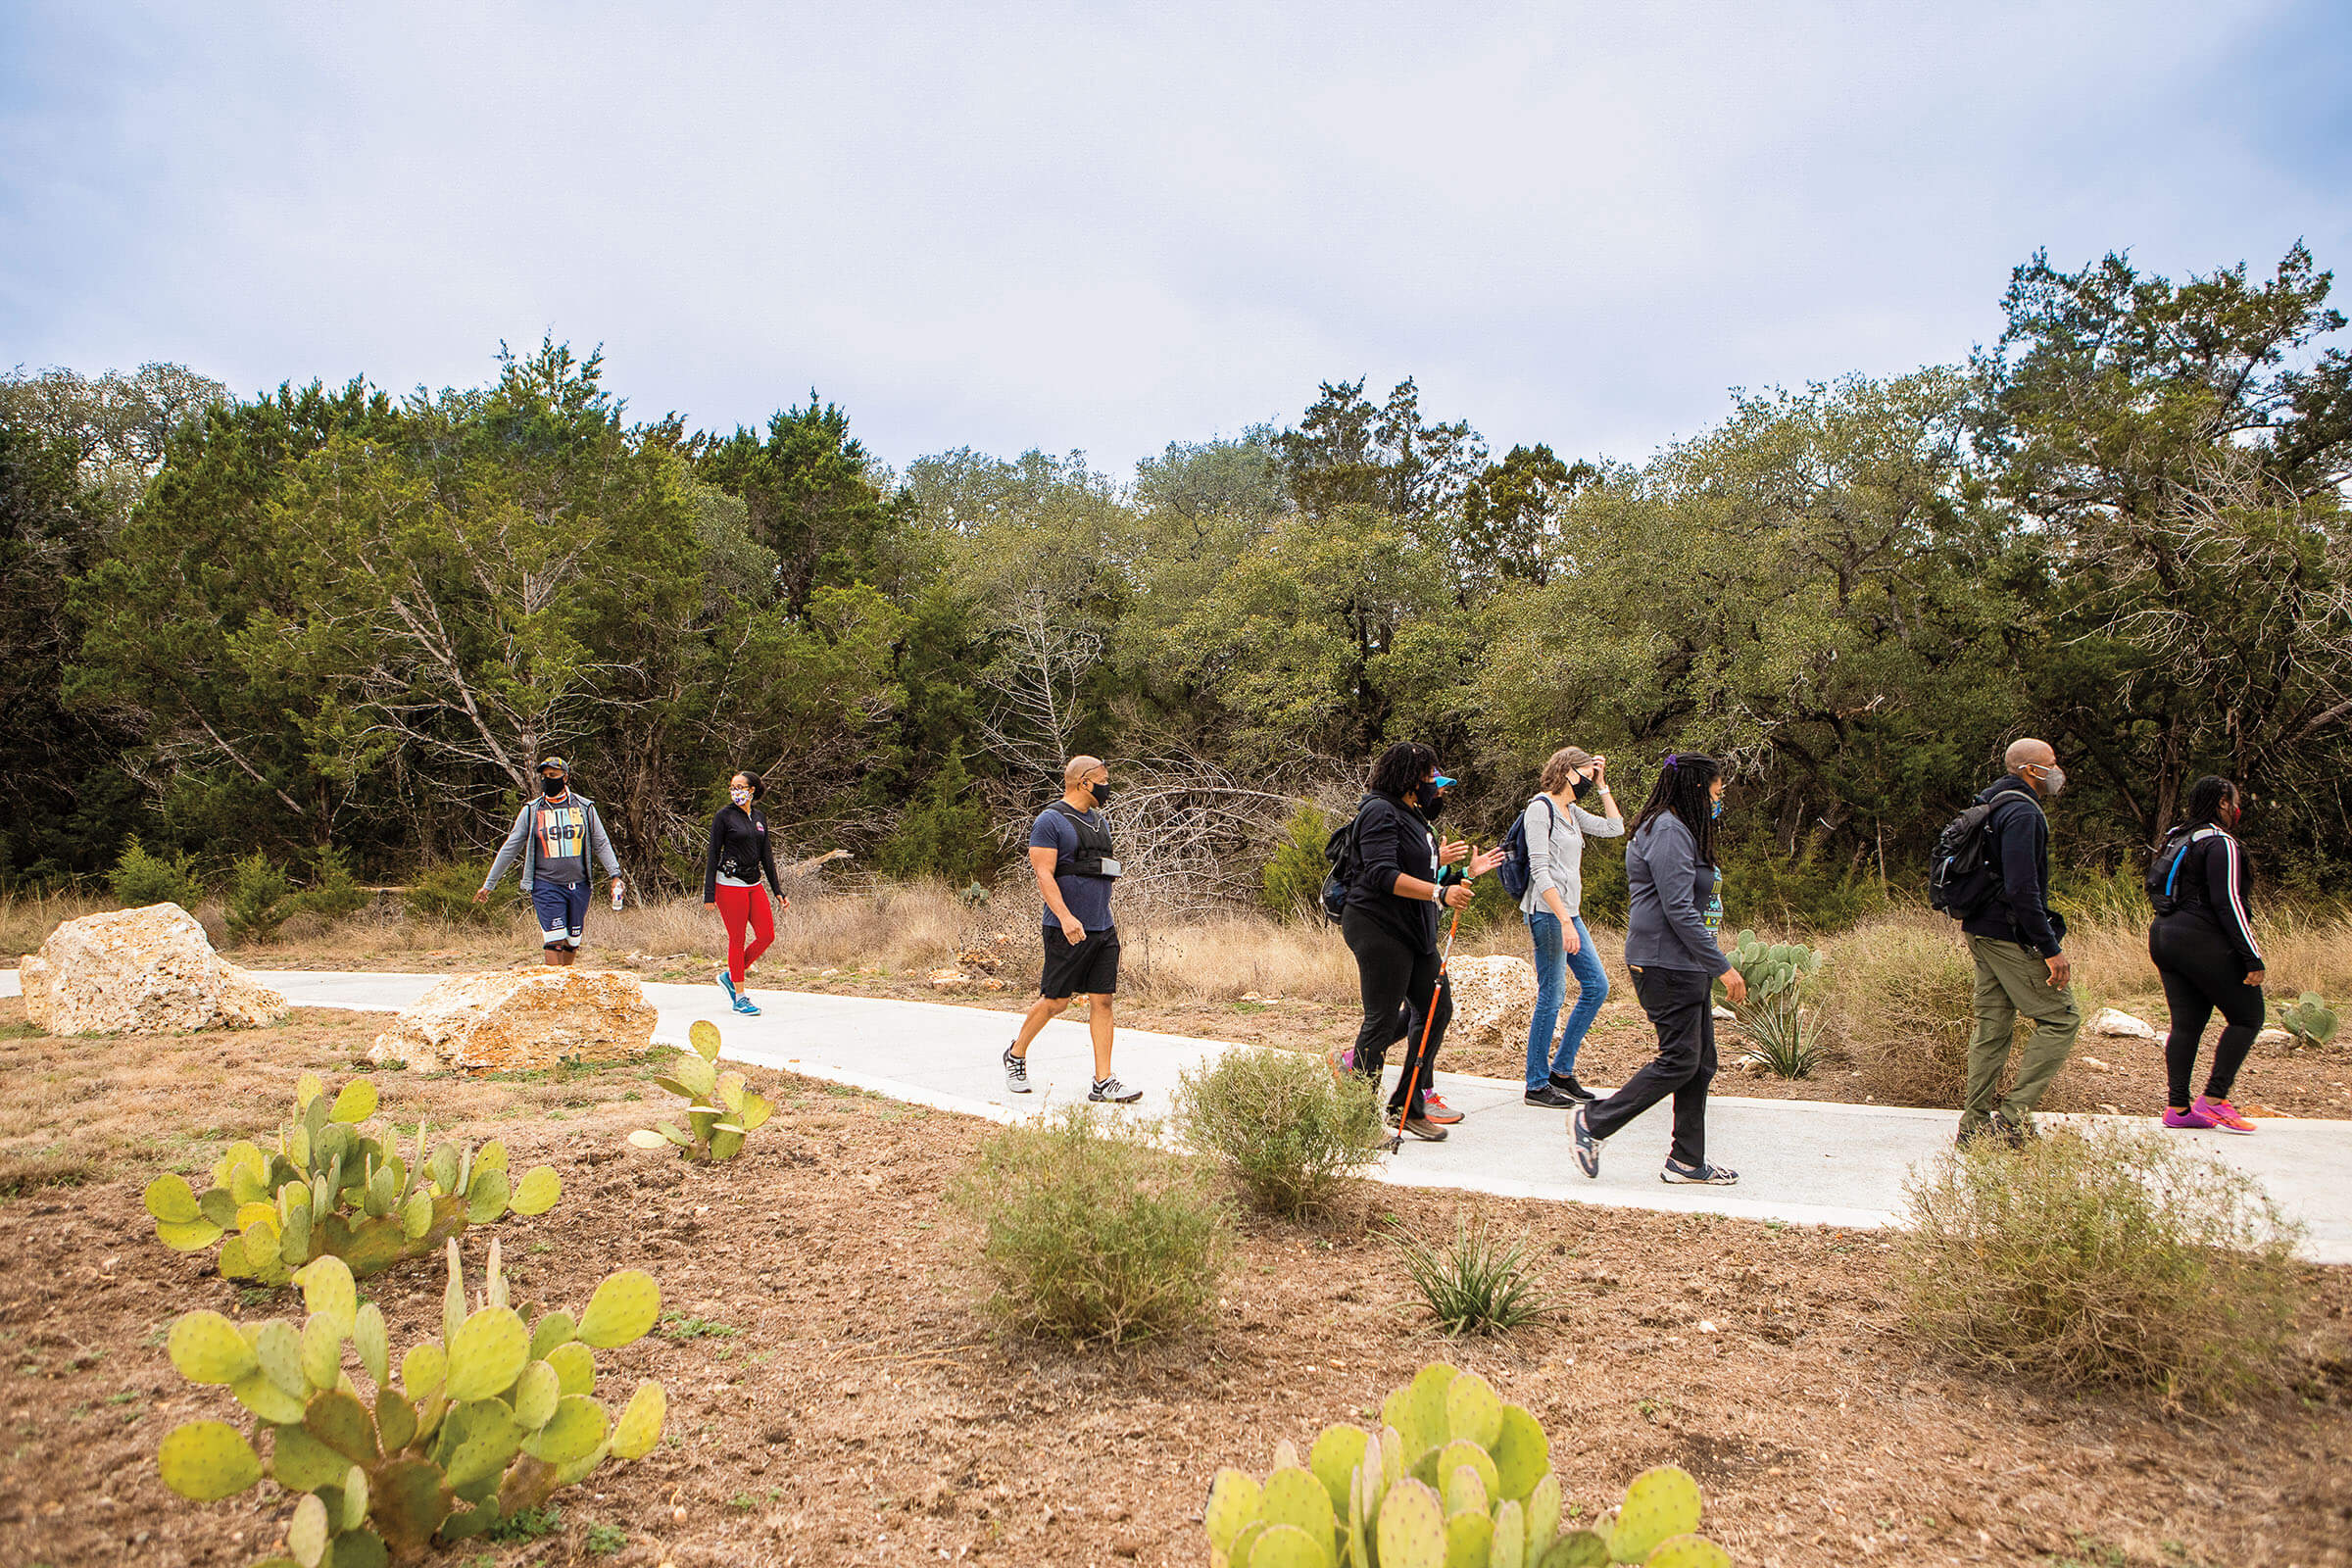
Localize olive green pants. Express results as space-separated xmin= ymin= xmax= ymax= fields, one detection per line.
xmin=1961 ymin=934 xmax=2082 ymax=1135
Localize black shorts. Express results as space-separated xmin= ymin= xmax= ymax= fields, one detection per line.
xmin=1040 ymin=927 xmax=1120 ymax=999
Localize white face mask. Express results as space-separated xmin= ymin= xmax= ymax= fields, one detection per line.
xmin=730 ymin=788 xmax=753 ymax=808
xmin=2034 ymin=764 xmax=2066 ymax=798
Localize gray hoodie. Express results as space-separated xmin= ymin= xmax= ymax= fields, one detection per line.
xmin=1515 ymin=794 xmax=1625 ymax=917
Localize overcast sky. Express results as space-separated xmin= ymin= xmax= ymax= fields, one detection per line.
xmin=4 ymin=2 xmax=2347 ymax=478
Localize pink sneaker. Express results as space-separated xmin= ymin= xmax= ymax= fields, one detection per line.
xmin=2161 ymin=1104 xmax=2217 ymax=1129
xmin=2194 ymin=1096 xmax=2256 ymax=1134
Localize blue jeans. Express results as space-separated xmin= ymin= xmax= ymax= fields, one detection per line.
xmin=1527 ymin=910 xmax=1608 ymax=1089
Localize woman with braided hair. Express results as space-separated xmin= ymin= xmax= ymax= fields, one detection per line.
xmin=1569 ymin=753 xmax=1747 ymax=1184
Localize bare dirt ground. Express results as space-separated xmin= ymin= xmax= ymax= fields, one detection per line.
xmin=1 ymin=1000 xmax=2347 ymax=1568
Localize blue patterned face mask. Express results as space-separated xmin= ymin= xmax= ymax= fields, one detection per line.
xmin=1711 ymin=800 xmax=1723 ymax=819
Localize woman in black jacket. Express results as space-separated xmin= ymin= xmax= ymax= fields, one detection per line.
xmin=705 ymin=770 xmax=787 ymax=1016
xmin=1334 ymin=742 xmax=1503 ymax=1141
xmin=2150 ymin=776 xmax=2266 ymax=1134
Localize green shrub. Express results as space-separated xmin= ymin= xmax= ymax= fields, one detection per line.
xmin=142 ymin=1073 xmax=562 ymax=1286
xmin=1170 ymin=1047 xmax=1383 ymax=1216
xmin=1393 ymin=1218 xmax=1552 ymax=1337
xmin=949 ymin=1104 xmax=1228 ymax=1345
xmin=406 ymin=859 xmax=499 ymax=926
xmin=1203 ymin=1359 xmax=1724 ymax=1567
xmin=875 ymin=748 xmax=995 ymax=885
xmin=1892 ymin=1124 xmax=2305 ymax=1404
xmin=225 ymin=853 xmax=295 ymax=945
xmin=1816 ymin=912 xmax=1980 ymax=1104
xmin=627 ymin=1020 xmax=776 ymax=1162
xmin=1718 ymin=928 xmax=1824 ymax=1078
xmin=1259 ymin=803 xmax=1331 ymax=920
xmin=110 ymin=835 xmax=203 ymax=911
xmin=297 ymin=844 xmax=372 ymax=919
xmin=153 ymin=1244 xmax=667 ymax=1559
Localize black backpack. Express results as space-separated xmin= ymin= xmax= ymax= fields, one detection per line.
xmin=2146 ymin=827 xmax=2216 ymax=917
xmin=1495 ymin=796 xmax=1559 ymax=902
xmin=1927 ymin=787 xmax=2035 ymax=919
xmin=1320 ymin=797 xmax=1373 ymax=923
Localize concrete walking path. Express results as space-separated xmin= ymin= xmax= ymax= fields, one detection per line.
xmin=11 ymin=967 xmax=2351 ymax=1261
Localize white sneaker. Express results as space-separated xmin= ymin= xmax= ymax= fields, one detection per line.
xmin=1003 ymin=1046 xmax=1030 ymax=1095
xmin=1088 ymin=1075 xmax=1141 ymax=1104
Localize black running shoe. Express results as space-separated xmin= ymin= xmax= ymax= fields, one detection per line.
xmin=1661 ymin=1159 xmax=1739 ymax=1186
xmin=1548 ymin=1072 xmax=1598 ymax=1102
xmin=1570 ymin=1104 xmax=1600 ymax=1177
xmin=1524 ymin=1084 xmax=1577 ymax=1108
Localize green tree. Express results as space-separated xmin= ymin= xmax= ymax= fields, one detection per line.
xmin=697 ymin=394 xmax=915 ymax=614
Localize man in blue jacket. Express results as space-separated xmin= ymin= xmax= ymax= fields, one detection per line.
xmin=1958 ymin=737 xmax=2082 ymax=1145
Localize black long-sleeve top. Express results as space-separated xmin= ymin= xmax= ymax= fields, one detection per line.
xmin=1959 ymin=775 xmax=2066 ymax=957
xmin=2152 ymin=828 xmax=2265 ymax=969
xmin=703 ymin=804 xmax=782 ymax=900
xmin=1343 ymin=791 xmax=1443 ymax=953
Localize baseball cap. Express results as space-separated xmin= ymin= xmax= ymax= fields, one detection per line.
xmin=1430 ymin=774 xmax=1456 ymax=789
xmin=538 ymin=757 xmax=569 ymax=772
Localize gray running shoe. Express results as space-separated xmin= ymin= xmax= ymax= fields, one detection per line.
xmin=1089 ymin=1075 xmax=1142 ymax=1104
xmin=1003 ymin=1045 xmax=1030 ymax=1094
xmin=1660 ymin=1159 xmax=1739 ymax=1185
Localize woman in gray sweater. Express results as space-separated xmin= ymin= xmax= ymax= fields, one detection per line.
xmin=1519 ymin=748 xmax=1624 ymax=1107
xmin=1568 ymin=753 xmax=1747 ymax=1185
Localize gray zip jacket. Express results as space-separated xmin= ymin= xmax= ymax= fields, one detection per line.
xmin=1622 ymin=812 xmax=1730 ymax=975
xmin=481 ymin=792 xmax=622 ymax=893
xmin=1516 ymin=794 xmax=1625 ymax=917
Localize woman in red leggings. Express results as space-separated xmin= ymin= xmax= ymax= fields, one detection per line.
xmin=705 ymin=771 xmax=786 ymax=1015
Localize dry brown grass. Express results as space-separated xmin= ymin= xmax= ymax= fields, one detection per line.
xmin=1813 ymin=909 xmax=1983 ymax=1104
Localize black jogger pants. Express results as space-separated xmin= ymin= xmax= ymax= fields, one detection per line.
xmin=1586 ymin=963 xmax=1717 ymax=1168
xmin=1342 ymin=908 xmax=1452 ymax=1118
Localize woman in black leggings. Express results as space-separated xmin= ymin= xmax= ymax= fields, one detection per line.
xmin=1335 ymin=742 xmax=1502 ymax=1141
xmin=2150 ymin=775 xmax=2266 ymax=1134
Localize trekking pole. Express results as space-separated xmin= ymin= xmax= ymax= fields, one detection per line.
xmin=1389 ymin=896 xmax=1465 ymax=1154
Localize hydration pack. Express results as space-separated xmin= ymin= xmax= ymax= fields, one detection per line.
xmin=1495 ymin=796 xmax=1560 ymax=902
xmin=2146 ymin=827 xmax=2218 ymax=917
xmin=1320 ymin=798 xmax=1372 ymax=923
xmin=1044 ymin=801 xmax=1120 ymax=879
xmin=1927 ymin=787 xmax=2035 ymax=919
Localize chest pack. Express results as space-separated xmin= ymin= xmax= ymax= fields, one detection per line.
xmin=1045 ymin=802 xmax=1120 ymax=879
xmin=1496 ymin=796 xmax=1561 ymax=902
xmin=1927 ymin=786 xmax=2035 ymax=919
xmin=2147 ymin=827 xmax=2221 ymax=917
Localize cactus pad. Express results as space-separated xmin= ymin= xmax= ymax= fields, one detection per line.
xmin=231 ymin=1367 xmax=309 ymax=1424
xmin=1491 ymin=1497 xmax=1526 ymax=1568
xmin=1544 ymin=1529 xmax=1610 ymax=1567
xmin=1260 ymin=1465 xmax=1336 ymax=1543
xmin=1608 ymin=1466 xmax=1701 ymax=1564
xmin=524 ymin=1394 xmax=610 ymax=1465
xmin=375 ymin=1388 xmax=417 ymax=1452
xmin=1490 ymin=1402 xmax=1548 ymax=1501
xmin=546 ymin=1340 xmax=597 ymax=1397
xmin=445 ymin=1306 xmax=530 ymax=1401
xmin=529 ymin=1310 xmax=577 ymax=1358
xmin=609 ymin=1379 xmax=665 ymax=1460
xmin=738 ymin=1090 xmax=775 ymax=1131
xmin=1308 ymin=1424 xmax=1368 ymax=1515
xmin=1376 ymin=1477 xmax=1446 ymax=1568
xmin=353 ymin=1302 xmax=390 ymax=1388
xmin=297 ymin=1255 xmax=359 ymax=1338
xmin=157 ymin=1420 xmax=263 ymax=1500
xmin=578 ymin=1269 xmax=662 ymax=1348
xmin=328 ymin=1079 xmax=377 ymax=1124
xmin=304 ymin=1388 xmax=379 ymax=1464
xmin=511 ymin=1165 xmax=562 ymax=1215
xmin=513 ymin=1359 xmax=562 ymax=1431
xmin=465 ymin=1167 xmax=513 ymax=1225
xmin=1642 ymin=1537 xmax=1731 ymax=1568
xmin=1444 ymin=1371 xmax=1501 ymax=1450
xmin=146 ymin=1172 xmax=204 ymax=1224
xmin=401 ymin=1341 xmax=446 ymax=1400
xmin=170 ymin=1311 xmax=259 ymax=1385
xmin=1434 ymin=1440 xmax=1496 ymax=1503
xmin=287 ymin=1490 xmax=330 ymax=1568
xmin=626 ymin=1130 xmax=674 ymax=1150
xmin=270 ymin=1419 xmax=354 ymax=1492
xmin=373 ymin=1454 xmax=451 ymax=1556
xmin=1204 ymin=1467 xmax=1261 ymax=1551
xmin=1446 ymin=1508 xmax=1493 ymax=1567
xmin=300 ymin=1312 xmax=342 ymax=1390
xmin=1246 ymin=1524 xmax=1332 ymax=1568
xmin=690 ymin=1018 xmax=721 ymax=1060
xmin=1443 ymin=1461 xmax=1488 ymax=1520
xmin=1526 ymin=1472 xmax=1562 ymax=1548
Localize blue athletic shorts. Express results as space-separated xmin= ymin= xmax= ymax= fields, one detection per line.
xmin=531 ymin=881 xmax=591 ymax=947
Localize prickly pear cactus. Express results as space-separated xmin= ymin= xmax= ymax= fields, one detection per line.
xmin=627 ymin=1020 xmax=778 ymax=1163
xmin=143 ymin=1073 xmax=563 ymax=1287
xmin=1204 ymin=1361 xmax=1728 ymax=1568
xmin=2277 ymin=991 xmax=2339 ymax=1048
xmin=1715 ymin=931 xmax=1825 ymax=1079
xmin=153 ymin=1244 xmax=666 ymax=1564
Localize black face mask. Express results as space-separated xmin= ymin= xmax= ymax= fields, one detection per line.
xmin=1418 ymin=788 xmax=1447 ymax=820
xmin=1088 ymin=779 xmax=1112 ymax=808
xmin=1570 ymin=771 xmax=1596 ymax=802
xmin=541 ymin=777 xmax=566 ymax=798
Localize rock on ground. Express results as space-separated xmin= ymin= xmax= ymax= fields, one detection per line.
xmin=19 ymin=902 xmax=287 ymax=1035
xmin=367 ymin=968 xmax=657 ymax=1073
xmin=2090 ymin=1006 xmax=2159 ymax=1040
xmin=1446 ymin=955 xmax=1539 ymax=1051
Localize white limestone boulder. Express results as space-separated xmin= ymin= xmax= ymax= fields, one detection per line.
xmin=19 ymin=902 xmax=287 ymax=1035
xmin=368 ymin=968 xmax=657 ymax=1073
xmin=2090 ymin=1006 xmax=2159 ymax=1040
xmin=1446 ymin=955 xmax=1540 ymax=1049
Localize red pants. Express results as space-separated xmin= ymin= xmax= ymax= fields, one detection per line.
xmin=713 ymin=884 xmax=774 ymax=986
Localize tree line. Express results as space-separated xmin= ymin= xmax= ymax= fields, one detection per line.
xmin=3 ymin=244 xmax=2348 ymax=923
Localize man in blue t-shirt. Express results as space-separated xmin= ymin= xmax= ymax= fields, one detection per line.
xmin=1001 ymin=755 xmax=1142 ymax=1103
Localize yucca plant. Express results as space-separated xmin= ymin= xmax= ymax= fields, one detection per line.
xmin=1394 ymin=1219 xmax=1552 ymax=1337
xmin=155 ymin=1244 xmax=666 ymax=1564
xmin=143 ymin=1074 xmax=561 ymax=1286
xmin=1717 ymin=929 xmax=1824 ymax=1078
xmin=1204 ymin=1360 xmax=1730 ymax=1567
xmin=628 ymin=1020 xmax=776 ymax=1162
